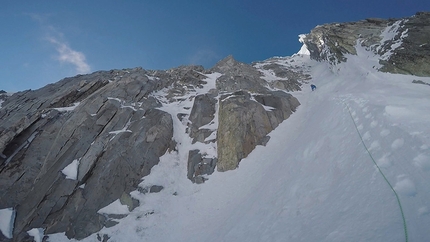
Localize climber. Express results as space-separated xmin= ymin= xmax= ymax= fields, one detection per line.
xmin=311 ymin=84 xmax=317 ymax=91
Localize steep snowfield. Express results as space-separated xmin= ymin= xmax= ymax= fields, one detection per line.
xmin=49 ymin=48 xmax=430 ymax=242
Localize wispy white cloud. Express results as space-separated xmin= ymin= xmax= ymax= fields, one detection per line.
xmin=47 ymin=37 xmax=91 ymax=73
xmin=29 ymin=13 xmax=91 ymax=74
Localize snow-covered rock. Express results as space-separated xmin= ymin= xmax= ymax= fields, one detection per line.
xmin=1 ymin=12 xmax=430 ymax=242
xmin=301 ymin=12 xmax=430 ymax=76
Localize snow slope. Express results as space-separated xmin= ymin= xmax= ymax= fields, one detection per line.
xmin=49 ymin=46 xmax=430 ymax=242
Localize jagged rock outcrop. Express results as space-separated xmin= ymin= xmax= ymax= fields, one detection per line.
xmin=187 ymin=92 xmax=218 ymax=183
xmin=3 ymin=11 xmax=426 ymax=240
xmin=0 ymin=55 xmax=305 ymax=240
xmin=187 ymin=150 xmax=217 ymax=184
xmin=188 ymin=93 xmax=217 ymax=144
xmin=211 ymin=56 xmax=301 ymax=172
xmin=378 ymin=12 xmax=430 ymax=76
xmin=0 ymin=68 xmax=177 ymax=240
xmin=301 ymin=18 xmax=391 ymax=63
xmin=217 ymin=90 xmax=299 ymax=171
xmin=212 ymin=55 xmax=269 ymax=93
xmin=253 ymin=58 xmax=312 ymax=91
xmin=185 ymin=56 xmax=304 ymax=179
xmin=301 ymin=11 xmax=430 ymax=76
xmin=0 ymin=90 xmax=7 ymax=105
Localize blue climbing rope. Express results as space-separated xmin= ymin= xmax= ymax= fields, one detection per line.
xmin=345 ymin=103 xmax=408 ymax=242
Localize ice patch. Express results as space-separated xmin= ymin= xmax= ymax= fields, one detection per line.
xmin=394 ymin=177 xmax=416 ymax=196
xmin=61 ymin=159 xmax=79 ymax=180
xmin=27 ymin=228 xmax=44 ymax=242
xmin=421 ymin=144 xmax=429 ymax=150
xmin=0 ymin=208 xmax=15 ymax=239
xmin=370 ymin=120 xmax=378 ymax=128
xmin=391 ymin=138 xmax=404 ymax=149
xmin=357 ymin=124 xmax=364 ymax=130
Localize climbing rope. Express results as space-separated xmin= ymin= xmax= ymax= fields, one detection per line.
xmin=344 ymin=103 xmax=408 ymax=242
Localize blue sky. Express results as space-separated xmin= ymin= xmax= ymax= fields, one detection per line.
xmin=1 ymin=0 xmax=429 ymax=91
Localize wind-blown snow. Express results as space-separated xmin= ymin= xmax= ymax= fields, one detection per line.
xmin=297 ymin=34 xmax=310 ymax=55
xmin=0 ymin=208 xmax=15 ymax=239
xmin=61 ymin=159 xmax=80 ymax=180
xmin=49 ymin=41 xmax=430 ymax=242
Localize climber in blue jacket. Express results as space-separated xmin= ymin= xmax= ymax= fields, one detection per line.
xmin=311 ymin=84 xmax=317 ymax=91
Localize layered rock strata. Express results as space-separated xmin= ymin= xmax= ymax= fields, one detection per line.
xmin=301 ymin=12 xmax=430 ymax=76
xmin=1 ymin=56 xmax=305 ymax=240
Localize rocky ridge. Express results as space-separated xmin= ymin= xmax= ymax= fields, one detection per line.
xmin=301 ymin=12 xmax=430 ymax=76
xmin=1 ymin=12 xmax=429 ymax=241
xmin=0 ymin=55 xmax=306 ymax=240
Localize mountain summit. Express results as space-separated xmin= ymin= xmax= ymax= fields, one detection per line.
xmin=1 ymin=12 xmax=430 ymax=242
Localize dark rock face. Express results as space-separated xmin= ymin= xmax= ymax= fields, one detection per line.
xmin=2 ymin=12 xmax=425 ymax=240
xmin=187 ymin=150 xmax=217 ymax=183
xmin=188 ymin=93 xmax=217 ymax=144
xmin=212 ymin=55 xmax=269 ymax=93
xmin=217 ymin=90 xmax=299 ymax=171
xmin=378 ymin=12 xmax=430 ymax=76
xmin=217 ymin=91 xmax=272 ymax=171
xmin=212 ymin=56 xmax=302 ymax=172
xmin=0 ymin=68 xmax=175 ymax=240
xmin=301 ymin=12 xmax=430 ymax=77
xmin=258 ymin=63 xmax=305 ymax=91
xmin=301 ymin=18 xmax=391 ymax=64
xmin=0 ymin=47 xmax=307 ymax=240
xmin=254 ymin=91 xmax=300 ymax=128
xmin=184 ymin=56 xmax=305 ymax=176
